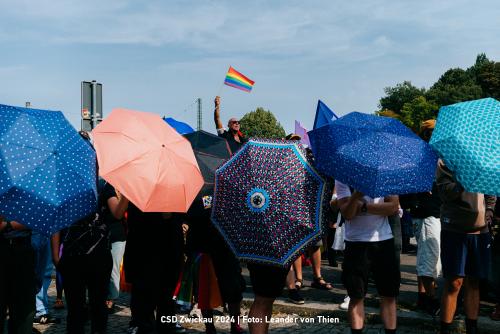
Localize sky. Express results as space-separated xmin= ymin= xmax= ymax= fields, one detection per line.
xmin=0 ymin=0 xmax=499 ymax=134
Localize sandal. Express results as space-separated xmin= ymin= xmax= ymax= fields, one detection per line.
xmin=53 ymin=298 xmax=64 ymax=309
xmin=295 ymin=278 xmax=303 ymax=290
xmin=311 ymin=276 xmax=332 ymax=290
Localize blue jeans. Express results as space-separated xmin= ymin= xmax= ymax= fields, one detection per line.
xmin=32 ymin=233 xmax=53 ymax=316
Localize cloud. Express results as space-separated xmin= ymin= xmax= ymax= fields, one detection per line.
xmin=0 ymin=0 xmax=499 ymax=132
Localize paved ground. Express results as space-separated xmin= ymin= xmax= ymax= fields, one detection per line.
xmin=33 ymin=253 xmax=499 ymax=333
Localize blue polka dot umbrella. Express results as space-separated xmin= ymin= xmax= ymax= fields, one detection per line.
xmin=211 ymin=139 xmax=328 ymax=268
xmin=0 ymin=104 xmax=97 ymax=236
xmin=308 ymin=112 xmax=438 ymax=198
xmin=430 ymin=98 xmax=500 ymax=196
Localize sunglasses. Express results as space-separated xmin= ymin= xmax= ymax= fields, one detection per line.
xmin=231 ymin=121 xmax=240 ymax=125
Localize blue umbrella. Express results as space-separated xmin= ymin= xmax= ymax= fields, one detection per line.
xmin=211 ymin=139 xmax=328 ymax=267
xmin=164 ymin=117 xmax=195 ymax=135
xmin=430 ymin=98 xmax=500 ymax=195
xmin=309 ymin=112 xmax=438 ymax=198
xmin=0 ymin=104 xmax=97 ymax=236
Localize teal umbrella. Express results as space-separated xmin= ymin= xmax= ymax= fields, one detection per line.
xmin=430 ymin=98 xmax=500 ymax=196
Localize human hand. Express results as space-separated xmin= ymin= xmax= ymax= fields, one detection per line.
xmin=214 ymin=96 xmax=220 ymax=107
xmin=352 ymin=190 xmax=364 ymax=199
xmin=182 ymin=224 xmax=189 ymax=235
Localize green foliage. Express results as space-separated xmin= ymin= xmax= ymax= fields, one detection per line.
xmin=466 ymin=53 xmax=491 ymax=79
xmin=426 ymin=68 xmax=483 ymax=106
xmin=476 ymin=61 xmax=500 ymax=99
xmin=400 ymin=96 xmax=439 ymax=132
xmin=239 ymin=107 xmax=286 ymax=139
xmin=379 ymin=81 xmax=426 ymax=114
xmin=377 ymin=53 xmax=499 ymax=132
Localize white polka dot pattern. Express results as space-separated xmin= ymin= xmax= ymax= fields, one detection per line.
xmin=0 ymin=104 xmax=98 ymax=236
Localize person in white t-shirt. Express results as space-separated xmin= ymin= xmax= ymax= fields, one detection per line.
xmin=335 ymin=180 xmax=400 ymax=334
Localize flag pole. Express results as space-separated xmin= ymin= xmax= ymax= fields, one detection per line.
xmin=216 ymin=81 xmax=225 ymax=98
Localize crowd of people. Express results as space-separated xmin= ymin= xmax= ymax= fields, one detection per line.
xmin=0 ymin=96 xmax=498 ymax=334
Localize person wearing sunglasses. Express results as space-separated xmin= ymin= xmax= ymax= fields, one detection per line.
xmin=214 ymin=96 xmax=247 ymax=155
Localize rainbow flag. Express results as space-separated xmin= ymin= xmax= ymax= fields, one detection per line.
xmin=224 ymin=66 xmax=255 ymax=92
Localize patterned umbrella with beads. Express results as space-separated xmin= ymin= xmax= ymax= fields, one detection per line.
xmin=211 ymin=138 xmax=327 ymax=268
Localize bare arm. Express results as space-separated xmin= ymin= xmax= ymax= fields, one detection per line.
xmin=338 ymin=191 xmax=364 ymax=220
xmin=214 ymin=96 xmax=223 ymax=130
xmin=107 ymin=193 xmax=129 ymax=220
xmin=51 ymin=232 xmax=61 ymax=266
xmin=366 ymin=195 xmax=400 ymax=216
xmin=0 ymin=219 xmax=28 ymax=231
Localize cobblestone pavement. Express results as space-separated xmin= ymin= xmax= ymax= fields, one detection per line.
xmin=32 ymin=253 xmax=496 ymax=333
xmin=33 ymin=286 xmax=438 ymax=334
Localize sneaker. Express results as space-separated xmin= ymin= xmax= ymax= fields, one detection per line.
xmin=288 ymin=289 xmax=305 ymax=305
xmin=33 ymin=314 xmax=60 ymax=324
xmin=339 ymin=296 xmax=350 ymax=310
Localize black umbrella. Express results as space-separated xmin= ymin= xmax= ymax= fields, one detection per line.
xmin=184 ymin=131 xmax=232 ymax=217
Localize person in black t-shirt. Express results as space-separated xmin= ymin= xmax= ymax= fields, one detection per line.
xmin=185 ymin=194 xmax=246 ymax=334
xmin=214 ymin=96 xmax=247 ymax=155
xmin=101 ymin=181 xmax=129 ymax=313
xmin=51 ymin=181 xmax=128 ymax=334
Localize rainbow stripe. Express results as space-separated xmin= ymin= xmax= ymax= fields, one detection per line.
xmin=224 ymin=66 xmax=255 ymax=92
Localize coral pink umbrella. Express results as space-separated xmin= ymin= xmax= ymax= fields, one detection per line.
xmin=92 ymin=108 xmax=204 ymax=212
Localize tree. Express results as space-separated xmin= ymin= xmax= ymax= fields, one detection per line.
xmin=239 ymin=107 xmax=286 ymax=139
xmin=476 ymin=61 xmax=500 ymax=99
xmin=426 ymin=68 xmax=483 ymax=106
xmin=466 ymin=53 xmax=492 ymax=80
xmin=379 ymin=81 xmax=426 ymax=114
xmin=400 ymin=96 xmax=438 ymax=132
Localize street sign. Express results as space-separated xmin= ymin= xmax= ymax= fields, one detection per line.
xmin=81 ymin=81 xmax=103 ymax=130
xmin=82 ymin=108 xmax=91 ymax=120
xmin=81 ymin=119 xmax=92 ymax=132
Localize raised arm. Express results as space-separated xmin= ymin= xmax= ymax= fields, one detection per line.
xmin=214 ymin=96 xmax=223 ymax=131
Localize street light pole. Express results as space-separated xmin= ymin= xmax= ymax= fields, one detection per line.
xmin=91 ymin=80 xmax=97 ymax=129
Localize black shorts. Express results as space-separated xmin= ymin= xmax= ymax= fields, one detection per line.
xmin=247 ymin=263 xmax=289 ymax=298
xmin=440 ymin=230 xmax=491 ymax=279
xmin=342 ymin=239 xmax=400 ymax=299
